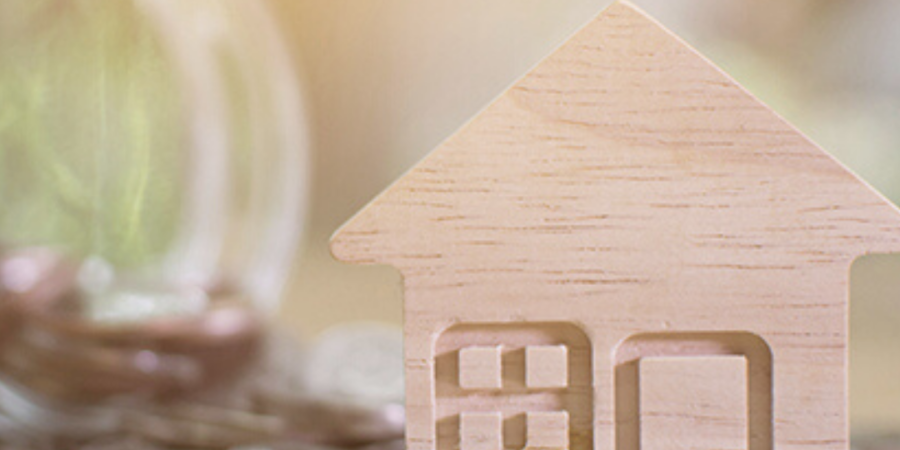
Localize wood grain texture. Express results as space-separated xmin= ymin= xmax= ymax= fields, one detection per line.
xmin=459 ymin=345 xmax=504 ymax=390
xmin=639 ymin=356 xmax=748 ymax=450
xmin=614 ymin=333 xmax=772 ymax=450
xmin=461 ymin=412 xmax=504 ymax=450
xmin=331 ymin=2 xmax=900 ymax=450
xmin=526 ymin=411 xmax=570 ymax=450
xmin=526 ymin=345 xmax=569 ymax=389
xmin=433 ymin=324 xmax=592 ymax=450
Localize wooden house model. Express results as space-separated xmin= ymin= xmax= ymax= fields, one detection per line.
xmin=331 ymin=2 xmax=900 ymax=450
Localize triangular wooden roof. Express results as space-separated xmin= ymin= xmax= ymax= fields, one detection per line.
xmin=332 ymin=1 xmax=900 ymax=270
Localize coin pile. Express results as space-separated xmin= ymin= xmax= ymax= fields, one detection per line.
xmin=0 ymin=248 xmax=405 ymax=450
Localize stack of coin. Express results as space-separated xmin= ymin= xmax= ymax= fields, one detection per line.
xmin=0 ymin=247 xmax=407 ymax=450
xmin=0 ymin=248 xmax=263 ymax=404
xmin=66 ymin=326 xmax=406 ymax=449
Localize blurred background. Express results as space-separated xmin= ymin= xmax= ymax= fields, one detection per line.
xmin=1 ymin=0 xmax=898 ymax=438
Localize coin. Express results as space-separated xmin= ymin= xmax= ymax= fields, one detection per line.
xmin=121 ymin=404 xmax=284 ymax=449
xmin=0 ymin=410 xmax=44 ymax=447
xmin=83 ymin=281 xmax=210 ymax=325
xmin=197 ymin=327 xmax=404 ymax=446
xmin=79 ymin=435 xmax=168 ymax=450
xmin=253 ymin=390 xmax=404 ymax=446
xmin=230 ymin=442 xmax=353 ymax=450
xmin=0 ymin=248 xmax=77 ymax=298
xmin=0 ymin=375 xmax=119 ymax=440
xmin=1 ymin=326 xmax=203 ymax=401
xmin=303 ymin=323 xmax=404 ymax=405
xmin=1 ymin=262 xmax=263 ymax=402
xmin=358 ymin=438 xmax=406 ymax=450
xmin=230 ymin=442 xmax=342 ymax=450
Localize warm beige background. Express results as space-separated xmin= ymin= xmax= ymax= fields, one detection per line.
xmin=266 ymin=0 xmax=900 ymax=434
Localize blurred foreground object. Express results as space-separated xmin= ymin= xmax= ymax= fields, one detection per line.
xmin=303 ymin=323 xmax=404 ymax=406
xmin=0 ymin=0 xmax=309 ymax=313
xmin=0 ymin=0 xmax=358 ymax=448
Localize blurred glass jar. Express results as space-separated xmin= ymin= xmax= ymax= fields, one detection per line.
xmin=0 ymin=0 xmax=309 ymax=316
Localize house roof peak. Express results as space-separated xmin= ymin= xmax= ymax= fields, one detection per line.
xmin=332 ymin=1 xmax=900 ymax=267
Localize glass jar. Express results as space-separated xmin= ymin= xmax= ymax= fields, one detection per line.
xmin=0 ymin=0 xmax=308 ymax=316
xmin=0 ymin=4 xmax=309 ymax=434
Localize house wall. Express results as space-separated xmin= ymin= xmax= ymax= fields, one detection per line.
xmin=401 ymin=262 xmax=852 ymax=450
